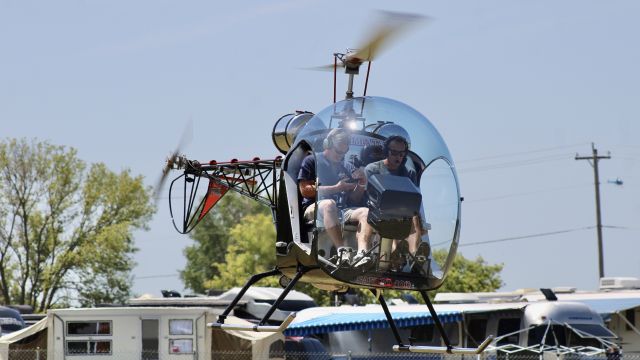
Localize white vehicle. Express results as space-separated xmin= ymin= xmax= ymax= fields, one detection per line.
xmin=0 ymin=307 xmax=25 ymax=337
xmin=0 ymin=286 xmax=316 ymax=360
xmin=286 ymin=289 xmax=620 ymax=356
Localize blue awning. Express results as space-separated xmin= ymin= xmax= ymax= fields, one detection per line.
xmin=284 ymin=310 xmax=462 ymax=337
xmin=570 ymin=298 xmax=640 ymax=316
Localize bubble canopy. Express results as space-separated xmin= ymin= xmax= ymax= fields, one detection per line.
xmin=293 ymin=96 xmax=460 ymax=290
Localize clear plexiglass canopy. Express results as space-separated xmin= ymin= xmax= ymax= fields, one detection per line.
xmin=294 ymin=96 xmax=460 ymax=290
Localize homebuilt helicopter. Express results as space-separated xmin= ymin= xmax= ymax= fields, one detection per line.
xmin=159 ymin=11 xmax=492 ymax=354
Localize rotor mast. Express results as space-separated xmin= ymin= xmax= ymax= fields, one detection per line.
xmin=334 ymin=52 xmax=364 ymax=100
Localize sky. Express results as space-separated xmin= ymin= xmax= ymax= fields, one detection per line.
xmin=1 ymin=0 xmax=639 ymax=297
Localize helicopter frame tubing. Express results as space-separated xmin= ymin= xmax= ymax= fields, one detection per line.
xmin=209 ymin=265 xmax=315 ymax=332
xmin=168 ymin=157 xmax=282 ymax=234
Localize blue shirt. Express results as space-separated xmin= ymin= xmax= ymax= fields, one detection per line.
xmin=298 ymin=152 xmax=352 ymax=211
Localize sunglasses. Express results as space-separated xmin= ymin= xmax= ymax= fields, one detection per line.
xmin=388 ymin=149 xmax=407 ymax=157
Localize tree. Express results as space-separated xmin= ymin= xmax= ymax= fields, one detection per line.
xmin=433 ymin=249 xmax=504 ymax=293
xmin=207 ymin=213 xmax=279 ymax=290
xmin=0 ymin=138 xmax=154 ymax=310
xmin=181 ymin=192 xmax=266 ymax=293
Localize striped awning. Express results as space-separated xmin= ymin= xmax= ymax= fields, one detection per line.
xmin=284 ymin=309 xmax=461 ymax=337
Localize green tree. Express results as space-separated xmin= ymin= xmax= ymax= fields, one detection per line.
xmin=207 ymin=213 xmax=279 ymax=289
xmin=0 ymin=138 xmax=154 ymax=310
xmin=433 ymin=249 xmax=504 ymax=293
xmin=181 ymin=192 xmax=266 ymax=293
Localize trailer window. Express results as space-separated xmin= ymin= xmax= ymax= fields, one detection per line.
xmin=410 ymin=324 xmax=437 ymax=345
xmin=443 ymin=323 xmax=459 ymax=346
xmin=528 ymin=325 xmax=567 ymax=346
xmin=169 ymin=339 xmax=193 ymax=354
xmin=570 ymin=323 xmax=617 ymax=338
xmin=626 ymin=309 xmax=636 ymax=331
xmin=169 ymin=319 xmax=193 ymax=335
xmin=66 ymin=340 xmax=111 ymax=355
xmin=497 ymin=318 xmax=520 ymax=345
xmin=67 ymin=321 xmax=112 ymax=336
xmin=467 ymin=319 xmax=487 ymax=347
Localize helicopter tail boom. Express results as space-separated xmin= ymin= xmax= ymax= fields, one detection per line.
xmin=167 ymin=156 xmax=282 ymax=234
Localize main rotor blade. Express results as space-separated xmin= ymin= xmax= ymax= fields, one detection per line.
xmin=300 ymin=64 xmax=341 ymax=72
xmin=351 ymin=11 xmax=427 ymax=62
xmin=154 ymin=119 xmax=193 ymax=204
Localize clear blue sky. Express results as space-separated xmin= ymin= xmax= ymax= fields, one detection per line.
xmin=2 ymin=0 xmax=639 ymax=297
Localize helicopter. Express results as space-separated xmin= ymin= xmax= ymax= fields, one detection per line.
xmin=158 ymin=11 xmax=492 ymax=354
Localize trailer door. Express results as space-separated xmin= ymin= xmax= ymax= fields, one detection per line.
xmin=142 ymin=319 xmax=159 ymax=360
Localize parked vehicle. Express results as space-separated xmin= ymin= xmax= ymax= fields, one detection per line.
xmin=0 ymin=307 xmax=24 ymax=336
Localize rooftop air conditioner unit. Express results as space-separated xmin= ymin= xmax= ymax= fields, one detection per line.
xmin=599 ymin=277 xmax=640 ymax=290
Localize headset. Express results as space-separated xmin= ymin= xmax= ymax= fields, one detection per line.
xmin=383 ymin=135 xmax=410 ymax=156
xmin=382 ymin=135 xmax=410 ymax=169
xmin=323 ymin=128 xmax=349 ymax=150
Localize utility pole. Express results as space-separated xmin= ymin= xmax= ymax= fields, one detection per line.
xmin=575 ymin=143 xmax=611 ymax=279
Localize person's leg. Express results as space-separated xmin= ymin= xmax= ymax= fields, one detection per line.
xmin=318 ymin=199 xmax=344 ymax=248
xmin=344 ymin=207 xmax=373 ymax=252
xmin=407 ymin=215 xmax=428 ymax=254
xmin=344 ymin=207 xmax=376 ymax=268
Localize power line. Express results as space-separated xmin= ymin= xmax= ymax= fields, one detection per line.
xmin=453 ymin=224 xmax=628 ymax=248
xmin=458 ymin=226 xmax=594 ymax=247
xmin=457 ymin=143 xmax=590 ymax=164
xmin=457 ymin=154 xmax=570 ymax=174
xmin=464 ymin=183 xmax=591 ymax=203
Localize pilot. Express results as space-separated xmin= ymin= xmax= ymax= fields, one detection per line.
xmin=298 ymin=128 xmax=374 ymax=268
xmin=364 ymin=135 xmax=429 ymax=270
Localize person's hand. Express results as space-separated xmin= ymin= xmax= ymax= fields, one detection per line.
xmin=351 ymin=167 xmax=367 ymax=186
xmin=337 ymin=179 xmax=357 ymax=192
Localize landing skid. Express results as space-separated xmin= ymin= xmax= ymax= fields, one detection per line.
xmin=382 ymin=289 xmax=493 ymax=354
xmin=393 ymin=336 xmax=493 ymax=354
xmin=210 ymin=313 xmax=297 ymax=333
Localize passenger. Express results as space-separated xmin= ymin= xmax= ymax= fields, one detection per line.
xmin=365 ymin=135 xmax=417 ymax=184
xmin=364 ymin=135 xmax=429 ymax=270
xmin=298 ymin=128 xmax=374 ymax=268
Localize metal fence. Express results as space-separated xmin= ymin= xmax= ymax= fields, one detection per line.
xmin=2 ymin=350 xmax=636 ymax=360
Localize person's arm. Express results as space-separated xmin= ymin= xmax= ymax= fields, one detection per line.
xmin=299 ymin=179 xmax=317 ymax=199
xmin=319 ymin=179 xmax=355 ymax=197
xmin=298 ymin=176 xmax=353 ymax=200
xmin=347 ymin=167 xmax=367 ymax=203
xmin=298 ymin=155 xmax=355 ymax=199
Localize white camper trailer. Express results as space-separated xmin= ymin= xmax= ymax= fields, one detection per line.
xmin=0 ymin=307 xmax=284 ymax=360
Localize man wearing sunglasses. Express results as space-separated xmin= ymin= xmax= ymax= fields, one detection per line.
xmin=298 ymin=128 xmax=373 ymax=268
xmin=364 ymin=135 xmax=428 ymax=272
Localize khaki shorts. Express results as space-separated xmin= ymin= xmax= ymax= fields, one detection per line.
xmin=303 ymin=200 xmax=359 ymax=225
xmin=303 ymin=199 xmax=337 ymax=223
xmin=341 ymin=207 xmax=359 ymax=224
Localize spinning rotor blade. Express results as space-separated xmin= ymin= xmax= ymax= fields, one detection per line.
xmin=351 ymin=11 xmax=426 ymax=62
xmin=301 ymin=64 xmax=341 ymax=72
xmin=154 ymin=120 xmax=193 ymax=204
xmin=304 ymin=11 xmax=426 ymax=72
